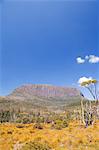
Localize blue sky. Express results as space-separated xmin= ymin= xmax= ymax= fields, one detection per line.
xmin=0 ymin=0 xmax=99 ymax=99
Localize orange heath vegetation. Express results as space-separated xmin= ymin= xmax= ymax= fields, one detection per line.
xmin=0 ymin=120 xmax=99 ymax=150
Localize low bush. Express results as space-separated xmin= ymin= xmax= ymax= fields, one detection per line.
xmin=21 ymin=141 xmax=52 ymax=150
xmin=16 ymin=118 xmax=22 ymax=123
xmin=0 ymin=111 xmax=11 ymax=122
xmin=16 ymin=125 xmax=25 ymax=128
xmin=62 ymin=120 xmax=68 ymax=128
xmin=51 ymin=119 xmax=68 ymax=130
xmin=33 ymin=123 xmax=43 ymax=129
xmin=22 ymin=117 xmax=30 ymax=124
xmin=7 ymin=130 xmax=13 ymax=134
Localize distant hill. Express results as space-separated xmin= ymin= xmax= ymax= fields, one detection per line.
xmin=0 ymin=84 xmax=83 ymax=112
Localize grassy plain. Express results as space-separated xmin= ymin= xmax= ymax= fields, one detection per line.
xmin=0 ymin=120 xmax=99 ymax=150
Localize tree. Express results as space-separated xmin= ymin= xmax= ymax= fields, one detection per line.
xmin=78 ymin=77 xmax=99 ymax=127
xmin=80 ymin=78 xmax=98 ymax=103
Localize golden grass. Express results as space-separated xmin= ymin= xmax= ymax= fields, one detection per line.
xmin=0 ymin=120 xmax=99 ymax=150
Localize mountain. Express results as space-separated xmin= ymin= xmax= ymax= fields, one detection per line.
xmin=0 ymin=84 xmax=82 ymax=112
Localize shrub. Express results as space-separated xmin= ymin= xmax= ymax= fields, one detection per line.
xmin=16 ymin=118 xmax=22 ymax=123
xmin=51 ymin=119 xmax=68 ymax=130
xmin=33 ymin=123 xmax=43 ymax=129
xmin=36 ymin=116 xmax=45 ymax=123
xmin=31 ymin=117 xmax=36 ymax=123
xmin=16 ymin=125 xmax=25 ymax=128
xmin=62 ymin=120 xmax=68 ymax=128
xmin=21 ymin=141 xmax=52 ymax=150
xmin=22 ymin=117 xmax=30 ymax=124
xmin=0 ymin=111 xmax=11 ymax=122
xmin=51 ymin=120 xmax=63 ymax=130
xmin=7 ymin=130 xmax=13 ymax=134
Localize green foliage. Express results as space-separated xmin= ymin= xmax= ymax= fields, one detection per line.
xmin=0 ymin=109 xmax=76 ymax=127
xmin=33 ymin=123 xmax=43 ymax=129
xmin=36 ymin=116 xmax=45 ymax=123
xmin=21 ymin=141 xmax=51 ymax=150
xmin=51 ymin=119 xmax=68 ymax=130
xmin=16 ymin=118 xmax=22 ymax=123
xmin=22 ymin=117 xmax=30 ymax=124
xmin=0 ymin=111 xmax=11 ymax=122
xmin=31 ymin=116 xmax=36 ymax=123
xmin=62 ymin=120 xmax=68 ymax=128
xmin=54 ymin=120 xmax=63 ymax=130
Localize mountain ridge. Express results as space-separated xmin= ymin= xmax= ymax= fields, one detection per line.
xmin=7 ymin=84 xmax=81 ymax=99
xmin=0 ymin=84 xmax=82 ymax=112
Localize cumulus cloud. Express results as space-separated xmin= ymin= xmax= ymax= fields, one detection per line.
xmin=85 ymin=55 xmax=89 ymax=60
xmin=76 ymin=55 xmax=99 ymax=64
xmin=88 ymin=55 xmax=99 ymax=63
xmin=78 ymin=77 xmax=92 ymax=85
xmin=76 ymin=57 xmax=85 ymax=64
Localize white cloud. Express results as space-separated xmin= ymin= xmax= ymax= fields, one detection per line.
xmin=76 ymin=57 xmax=85 ymax=64
xmin=88 ymin=55 xmax=99 ymax=63
xmin=85 ymin=55 xmax=89 ymax=60
xmin=78 ymin=77 xmax=92 ymax=85
xmin=77 ymin=55 xmax=99 ymax=64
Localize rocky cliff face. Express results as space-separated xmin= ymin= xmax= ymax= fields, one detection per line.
xmin=1 ymin=84 xmax=82 ymax=112
xmin=8 ymin=84 xmax=81 ymax=100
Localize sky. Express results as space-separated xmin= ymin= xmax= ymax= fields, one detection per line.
xmin=0 ymin=0 xmax=99 ymax=99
